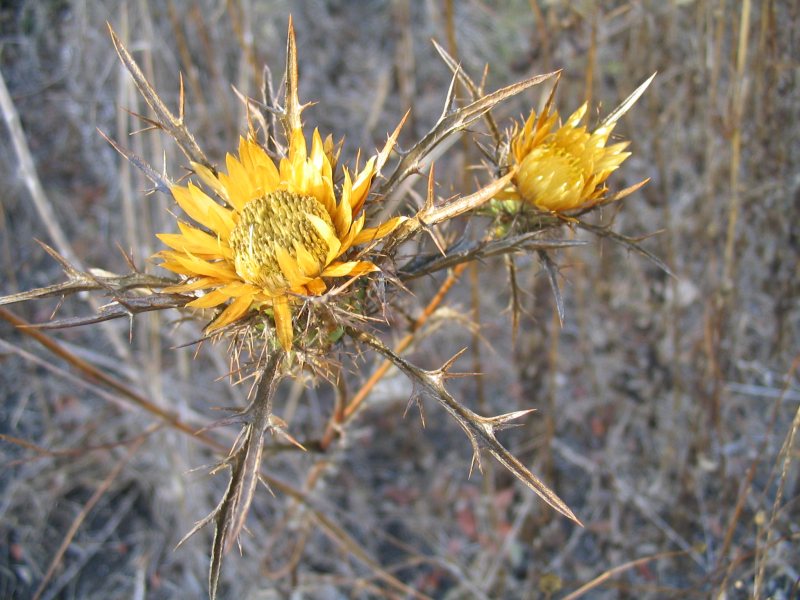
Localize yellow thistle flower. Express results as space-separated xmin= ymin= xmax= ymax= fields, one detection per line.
xmin=501 ymin=74 xmax=655 ymax=213
xmin=157 ymin=129 xmax=404 ymax=350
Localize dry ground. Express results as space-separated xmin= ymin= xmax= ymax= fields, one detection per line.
xmin=0 ymin=1 xmax=798 ymax=599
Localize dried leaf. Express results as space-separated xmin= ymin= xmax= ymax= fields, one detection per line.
xmin=385 ymin=172 xmax=516 ymax=255
xmin=0 ymin=243 xmax=177 ymax=308
xmin=377 ymin=70 xmax=558 ymax=198
xmin=399 ymin=231 xmax=586 ymax=281
xmin=30 ymin=294 xmax=189 ymax=330
xmin=108 ymin=23 xmax=212 ymax=169
xmin=106 ymin=130 xmax=172 ymax=195
xmin=537 ymin=250 xmax=565 ymax=326
xmin=431 ymin=39 xmax=503 ymax=145
xmin=178 ymin=354 xmax=283 ymax=600
xmin=283 ymin=15 xmax=303 ymax=134
xmin=348 ymin=328 xmax=582 ymax=526
xmin=600 ymin=72 xmax=657 ymax=129
xmin=506 ymin=255 xmax=521 ymax=347
xmin=578 ymin=221 xmax=675 ymax=278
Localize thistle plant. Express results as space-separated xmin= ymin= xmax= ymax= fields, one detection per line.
xmin=0 ymin=17 xmax=662 ymax=600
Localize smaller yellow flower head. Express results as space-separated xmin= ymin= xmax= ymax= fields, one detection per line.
xmin=157 ymin=128 xmax=404 ymax=350
xmin=501 ymin=76 xmax=654 ymax=213
xmin=509 ymin=103 xmax=630 ymax=212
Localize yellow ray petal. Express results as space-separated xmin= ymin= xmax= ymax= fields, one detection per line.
xmin=157 ymin=261 xmax=196 ymax=276
xmin=191 ymin=162 xmax=230 ymax=204
xmin=333 ymin=170 xmax=353 ymax=238
xmin=157 ymin=227 xmax=232 ymax=260
xmin=217 ymin=281 xmax=260 ymax=297
xmin=272 ymin=295 xmax=293 ymax=350
xmin=238 ymin=136 xmax=257 ymax=172
xmin=306 ymin=213 xmax=342 ymax=264
xmin=173 ymin=182 xmax=236 ymax=239
xmin=223 ymin=153 xmax=255 ymax=211
xmin=288 ymin=128 xmax=307 ymax=164
xmin=310 ymin=129 xmax=326 ymax=173
xmin=565 ymin=103 xmax=588 ymax=128
xmin=189 ymin=184 xmax=235 ymax=238
xmin=168 ymin=252 xmax=239 ymax=280
xmin=206 ymin=294 xmax=254 ymax=331
xmin=352 ymin=216 xmax=406 ymax=246
xmin=306 ymin=277 xmax=326 ymax=295
xmin=171 ymin=183 xmax=229 ymax=237
xmin=180 ymin=222 xmax=233 ymax=258
xmin=163 ymin=276 xmax=218 ymax=293
xmin=240 ymin=137 xmax=280 ymax=192
xmin=275 ymin=246 xmax=310 ymax=288
xmin=338 ymin=212 xmax=366 ymax=253
xmin=350 ymin=156 xmax=376 ymax=215
xmin=187 ymin=289 xmax=232 ymax=308
xmin=254 ymin=163 xmax=280 ymax=195
xmin=217 ymin=172 xmax=245 ymax=211
xmin=247 ymin=138 xmax=275 ymax=170
xmin=239 ymin=139 xmax=281 ymax=195
xmin=293 ymin=241 xmax=322 ymax=278
xmin=322 ymin=260 xmax=379 ymax=278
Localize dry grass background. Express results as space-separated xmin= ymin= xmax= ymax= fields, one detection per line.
xmin=1 ymin=1 xmax=798 ymax=598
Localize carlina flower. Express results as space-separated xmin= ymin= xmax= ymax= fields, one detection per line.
xmin=499 ymin=73 xmax=655 ymax=213
xmin=156 ymin=128 xmax=405 ymax=350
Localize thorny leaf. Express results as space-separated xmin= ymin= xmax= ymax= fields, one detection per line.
xmin=595 ymin=178 xmax=651 ymax=208
xmin=537 ymin=249 xmax=566 ymax=326
xmin=98 ymin=130 xmax=172 ymax=196
xmin=282 ymin=15 xmax=304 ymax=135
xmin=108 ymin=23 xmax=212 ymax=170
xmin=431 ymin=39 xmax=503 ymax=146
xmin=375 ymin=111 xmax=409 ymax=176
xmin=422 ymin=171 xmax=516 ymax=227
xmin=599 ymin=72 xmax=657 ymax=130
xmin=398 ymin=231 xmax=586 ymax=281
xmin=403 ymin=390 xmax=427 ymax=428
xmin=0 ymin=242 xmax=175 ymax=304
xmin=506 ymin=255 xmax=521 ymax=347
xmin=347 ymin=327 xmax=582 ymax=526
xmin=177 ymin=353 xmax=284 ymax=600
xmin=384 ymin=171 xmax=516 ymax=255
xmin=577 ymin=221 xmax=675 ymax=278
xmin=0 ymin=270 xmax=176 ymax=307
xmin=376 ymin=70 xmax=558 ymax=199
xmin=260 ymin=64 xmax=279 ymax=154
xmin=0 ymin=243 xmax=186 ymax=327
xmin=30 ymin=294 xmax=189 ymax=330
xmin=0 ymin=23 xmax=662 ymax=600
xmin=221 ymin=354 xmax=283 ymax=553
xmin=3 ymin=301 xmax=429 ymax=600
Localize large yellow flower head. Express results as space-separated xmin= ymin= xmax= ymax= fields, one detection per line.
xmin=501 ymin=75 xmax=654 ymax=213
xmin=157 ymin=129 xmax=403 ymax=350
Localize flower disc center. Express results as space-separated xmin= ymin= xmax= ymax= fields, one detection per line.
xmin=229 ymin=190 xmax=333 ymax=290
